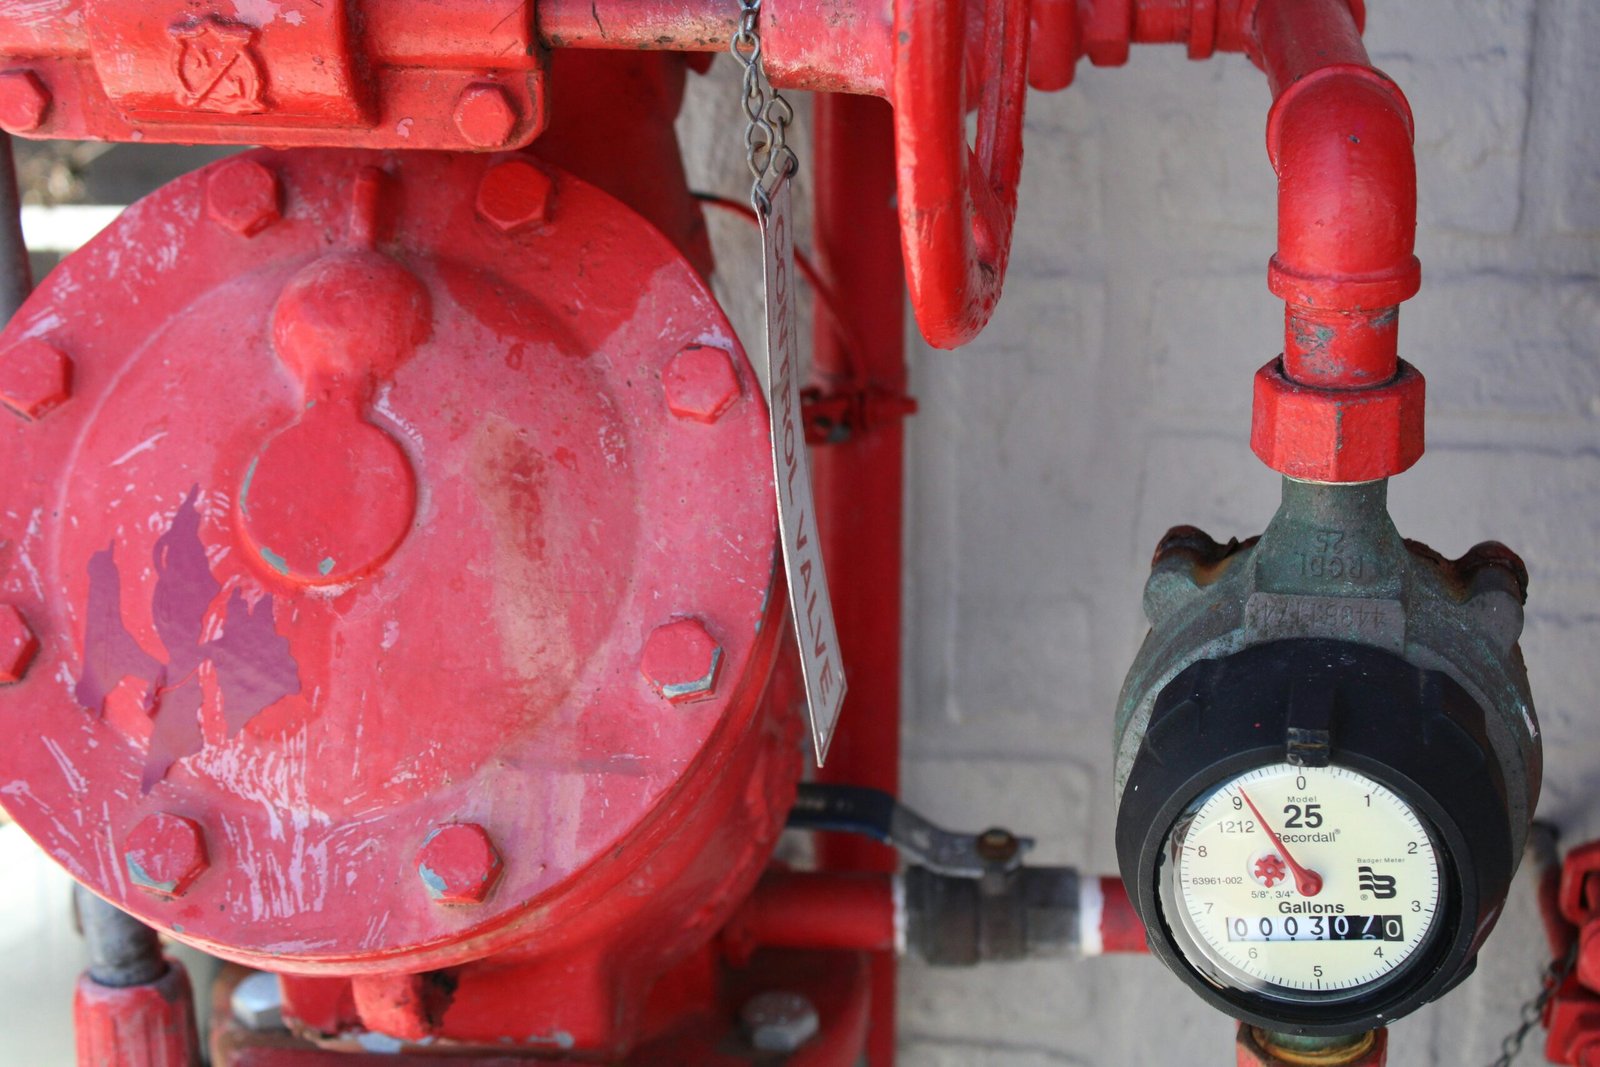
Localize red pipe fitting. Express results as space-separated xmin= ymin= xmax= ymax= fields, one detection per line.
xmin=74 ymin=959 xmax=201 ymax=1067
xmin=1249 ymin=0 xmax=1422 ymax=480
xmin=1251 ymin=358 xmax=1423 ymax=483
xmin=1032 ymin=0 xmax=1419 ymax=481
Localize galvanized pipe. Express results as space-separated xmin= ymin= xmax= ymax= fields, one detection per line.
xmin=76 ymin=885 xmax=166 ymax=989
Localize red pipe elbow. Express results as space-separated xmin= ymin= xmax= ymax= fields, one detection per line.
xmin=1247 ymin=0 xmax=1426 ymax=479
xmin=1257 ymin=0 xmax=1419 ymax=388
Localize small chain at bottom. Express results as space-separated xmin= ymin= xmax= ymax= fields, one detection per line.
xmin=1489 ymin=940 xmax=1579 ymax=1067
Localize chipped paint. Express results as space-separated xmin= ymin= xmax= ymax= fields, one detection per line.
xmin=660 ymin=646 xmax=722 ymax=700
xmin=77 ymin=487 xmax=301 ymax=789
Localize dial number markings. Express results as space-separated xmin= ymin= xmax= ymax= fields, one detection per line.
xmin=1163 ymin=763 xmax=1443 ymax=1001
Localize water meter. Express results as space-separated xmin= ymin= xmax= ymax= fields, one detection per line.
xmin=1114 ymin=479 xmax=1539 ymax=1036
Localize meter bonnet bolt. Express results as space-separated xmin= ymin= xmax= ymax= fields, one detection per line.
xmin=1114 ymin=478 xmax=1540 ymax=1036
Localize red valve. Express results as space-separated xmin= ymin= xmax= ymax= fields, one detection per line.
xmin=892 ymin=0 xmax=1030 ymax=349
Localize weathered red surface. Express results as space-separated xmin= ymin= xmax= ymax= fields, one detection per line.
xmin=1250 ymin=357 xmax=1425 ymax=483
xmin=0 ymin=2 xmax=547 ymax=149
xmin=0 ymin=601 xmax=38 ymax=682
xmin=812 ymin=92 xmax=905 ymax=1067
xmin=75 ymin=960 xmax=201 ymax=1067
xmin=0 ymin=145 xmax=799 ymax=1056
xmin=893 ymin=0 xmax=1030 ymax=349
xmin=1544 ymin=841 xmax=1600 ymax=1065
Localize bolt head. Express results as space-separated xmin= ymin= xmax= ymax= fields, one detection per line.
xmin=0 ymin=70 xmax=50 ymax=132
xmin=125 ymin=813 xmax=210 ymax=898
xmin=975 ymin=827 xmax=1020 ymax=865
xmin=417 ymin=823 xmax=502 ymax=904
xmin=0 ymin=604 xmax=38 ymax=683
xmin=741 ymin=991 xmax=819 ymax=1054
xmin=475 ymin=159 xmax=553 ymax=233
xmin=0 ymin=340 xmax=73 ymax=421
xmin=663 ymin=344 xmax=741 ymax=424
xmin=230 ymin=971 xmax=284 ymax=1031
xmin=454 ymin=83 xmax=519 ymax=148
xmin=206 ymin=158 xmax=281 ymax=237
xmin=640 ymin=618 xmax=723 ymax=704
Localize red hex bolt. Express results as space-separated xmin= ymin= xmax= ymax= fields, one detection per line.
xmin=417 ymin=823 xmax=503 ymax=904
xmin=205 ymin=158 xmax=281 ymax=237
xmin=640 ymin=618 xmax=724 ymax=704
xmin=663 ymin=344 xmax=742 ymax=424
xmin=0 ymin=604 xmax=38 ymax=683
xmin=0 ymin=339 xmax=73 ymax=421
xmin=124 ymin=813 xmax=210 ymax=898
xmin=453 ymin=83 xmax=518 ymax=149
xmin=0 ymin=70 xmax=50 ymax=133
xmin=475 ymin=159 xmax=554 ymax=233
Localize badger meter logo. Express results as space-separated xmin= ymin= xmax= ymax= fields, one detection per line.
xmin=75 ymin=487 xmax=300 ymax=791
xmin=169 ymin=16 xmax=266 ymax=114
xmin=1358 ymin=865 xmax=1398 ymax=900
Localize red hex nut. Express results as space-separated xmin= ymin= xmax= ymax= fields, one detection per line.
xmin=0 ymin=604 xmax=38 ymax=683
xmin=0 ymin=339 xmax=73 ymax=420
xmin=1250 ymin=358 xmax=1425 ymax=483
xmin=475 ymin=159 xmax=553 ymax=233
xmin=417 ymin=823 xmax=503 ymax=904
xmin=640 ymin=618 xmax=724 ymax=704
xmin=205 ymin=158 xmax=281 ymax=237
xmin=663 ymin=344 xmax=742 ymax=424
xmin=0 ymin=70 xmax=50 ymax=133
xmin=454 ymin=83 xmax=518 ymax=148
xmin=124 ymin=813 xmax=210 ymax=898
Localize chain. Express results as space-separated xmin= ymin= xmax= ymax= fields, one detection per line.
xmin=1488 ymin=939 xmax=1579 ymax=1067
xmin=729 ymin=0 xmax=797 ymax=216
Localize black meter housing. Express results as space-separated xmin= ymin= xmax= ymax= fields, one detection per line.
xmin=1115 ymin=638 xmax=1515 ymax=1036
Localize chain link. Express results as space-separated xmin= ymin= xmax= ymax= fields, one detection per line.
xmin=729 ymin=0 xmax=797 ymax=215
xmin=1488 ymin=939 xmax=1579 ymax=1067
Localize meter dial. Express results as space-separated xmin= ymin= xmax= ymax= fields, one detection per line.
xmin=1160 ymin=762 xmax=1444 ymax=1003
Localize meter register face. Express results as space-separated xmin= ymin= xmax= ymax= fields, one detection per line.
xmin=1161 ymin=762 xmax=1444 ymax=1003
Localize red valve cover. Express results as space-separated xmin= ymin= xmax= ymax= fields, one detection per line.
xmin=0 ymin=149 xmax=798 ymax=990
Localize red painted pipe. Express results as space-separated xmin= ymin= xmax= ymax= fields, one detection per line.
xmin=811 ymin=91 xmax=905 ymax=1067
xmin=1084 ymin=876 xmax=1150 ymax=955
xmin=722 ymin=870 xmax=900 ymax=965
xmin=1254 ymin=0 xmax=1418 ymax=389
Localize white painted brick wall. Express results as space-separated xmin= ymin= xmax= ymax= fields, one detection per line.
xmin=677 ymin=1 xmax=1600 ymax=1061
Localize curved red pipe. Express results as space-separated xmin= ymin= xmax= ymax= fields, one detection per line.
xmin=1251 ymin=0 xmax=1418 ymax=389
xmin=1035 ymin=0 xmax=1417 ymax=399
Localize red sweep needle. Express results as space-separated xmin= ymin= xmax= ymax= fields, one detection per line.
xmin=1239 ymin=788 xmax=1323 ymax=897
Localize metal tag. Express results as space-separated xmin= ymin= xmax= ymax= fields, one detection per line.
xmin=759 ymin=174 xmax=847 ymax=764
